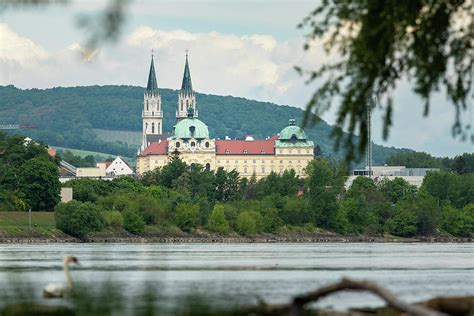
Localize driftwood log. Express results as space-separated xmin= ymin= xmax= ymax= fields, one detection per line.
xmin=236 ymin=277 xmax=474 ymax=316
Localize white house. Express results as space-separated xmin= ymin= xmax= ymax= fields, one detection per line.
xmin=102 ymin=156 xmax=134 ymax=176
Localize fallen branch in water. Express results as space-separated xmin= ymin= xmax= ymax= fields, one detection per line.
xmin=289 ymin=277 xmax=446 ymax=316
xmin=238 ymin=277 xmax=452 ymax=316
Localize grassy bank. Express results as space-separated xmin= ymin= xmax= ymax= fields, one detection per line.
xmin=0 ymin=212 xmax=64 ymax=238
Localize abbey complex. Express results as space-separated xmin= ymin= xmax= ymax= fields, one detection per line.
xmin=136 ymin=54 xmax=314 ymax=179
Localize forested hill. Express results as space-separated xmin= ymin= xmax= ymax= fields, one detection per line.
xmin=0 ymin=85 xmax=410 ymax=163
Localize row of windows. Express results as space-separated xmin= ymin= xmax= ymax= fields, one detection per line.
xmin=217 ymin=159 xmax=305 ymax=164
xmin=223 ymin=166 xmax=303 ymax=174
xmin=180 ymin=99 xmax=195 ymax=111
xmin=145 ymin=122 xmax=161 ymax=134
xmin=277 ymin=149 xmax=311 ymax=154
xmin=145 ymin=100 xmax=161 ymax=111
xmin=175 ymin=141 xmax=210 ymax=148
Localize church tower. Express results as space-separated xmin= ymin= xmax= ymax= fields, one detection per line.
xmin=142 ymin=53 xmax=163 ymax=150
xmin=176 ymin=52 xmax=197 ymax=121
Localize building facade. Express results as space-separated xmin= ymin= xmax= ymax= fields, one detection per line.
xmin=137 ymin=54 xmax=315 ymax=179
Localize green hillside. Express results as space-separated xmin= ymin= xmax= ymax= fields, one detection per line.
xmin=0 ymin=85 xmax=411 ymax=164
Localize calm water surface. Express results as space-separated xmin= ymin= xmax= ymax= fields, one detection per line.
xmin=0 ymin=243 xmax=473 ymax=309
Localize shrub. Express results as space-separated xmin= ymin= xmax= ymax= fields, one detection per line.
xmin=175 ymin=203 xmax=200 ymax=232
xmin=236 ymin=211 xmax=263 ymax=236
xmin=55 ymin=200 xmax=105 ymax=238
xmin=208 ymin=204 xmax=230 ymax=234
xmin=441 ymin=204 xmax=474 ymax=237
xmin=122 ymin=209 xmax=145 ymax=234
xmin=386 ymin=206 xmax=417 ymax=237
xmin=104 ymin=211 xmax=124 ymax=228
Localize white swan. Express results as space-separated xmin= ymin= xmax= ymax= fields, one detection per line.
xmin=43 ymin=256 xmax=80 ymax=298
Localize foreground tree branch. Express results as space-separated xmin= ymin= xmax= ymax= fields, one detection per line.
xmin=288 ymin=277 xmax=446 ymax=316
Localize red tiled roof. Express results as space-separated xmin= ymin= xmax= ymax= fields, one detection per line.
xmin=215 ymin=139 xmax=275 ymax=155
xmin=97 ymin=161 xmax=112 ymax=168
xmin=140 ymin=140 xmax=169 ymax=155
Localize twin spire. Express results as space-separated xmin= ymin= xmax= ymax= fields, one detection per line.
xmin=146 ymin=53 xmax=158 ymax=94
xmin=145 ymin=51 xmax=194 ymax=97
xmin=180 ymin=51 xmax=193 ymax=97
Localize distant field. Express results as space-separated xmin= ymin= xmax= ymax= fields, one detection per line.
xmin=52 ymin=146 xmax=115 ymax=161
xmin=93 ymin=129 xmax=141 ymax=146
xmin=0 ymin=211 xmax=59 ymax=235
xmin=53 ymin=146 xmax=136 ymax=166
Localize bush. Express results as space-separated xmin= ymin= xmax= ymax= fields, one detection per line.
xmin=175 ymin=203 xmax=200 ymax=232
xmin=104 ymin=211 xmax=124 ymax=228
xmin=441 ymin=204 xmax=474 ymax=237
xmin=55 ymin=200 xmax=105 ymax=238
xmin=207 ymin=204 xmax=230 ymax=234
xmin=236 ymin=211 xmax=263 ymax=236
xmin=386 ymin=205 xmax=417 ymax=237
xmin=122 ymin=209 xmax=145 ymax=234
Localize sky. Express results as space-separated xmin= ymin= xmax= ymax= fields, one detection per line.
xmin=0 ymin=0 xmax=472 ymax=157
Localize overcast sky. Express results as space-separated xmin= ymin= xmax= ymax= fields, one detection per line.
xmin=1 ymin=0 xmax=472 ymax=157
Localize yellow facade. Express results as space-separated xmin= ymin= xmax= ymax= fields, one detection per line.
xmin=137 ymin=147 xmax=314 ymax=179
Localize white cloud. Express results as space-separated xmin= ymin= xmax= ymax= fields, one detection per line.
xmin=0 ymin=23 xmax=49 ymax=64
xmin=0 ymin=23 xmax=471 ymax=157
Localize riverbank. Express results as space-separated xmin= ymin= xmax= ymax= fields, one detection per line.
xmin=1 ymin=231 xmax=471 ymax=243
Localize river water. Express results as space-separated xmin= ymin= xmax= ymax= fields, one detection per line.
xmin=0 ymin=243 xmax=473 ymax=310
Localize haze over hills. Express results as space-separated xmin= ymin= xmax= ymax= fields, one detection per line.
xmin=0 ymin=85 xmax=411 ymax=164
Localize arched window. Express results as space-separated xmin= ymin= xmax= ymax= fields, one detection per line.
xmin=205 ymin=142 xmax=210 ymax=148
xmin=191 ymin=141 xmax=196 ymax=147
xmin=205 ymin=163 xmax=211 ymax=171
xmin=152 ymin=123 xmax=155 ymax=134
xmin=146 ymin=101 xmax=149 ymax=111
xmin=176 ymin=142 xmax=180 ymax=148
xmin=186 ymin=100 xmax=189 ymax=107
xmin=181 ymin=100 xmax=184 ymax=111
xmin=158 ymin=122 xmax=161 ymax=134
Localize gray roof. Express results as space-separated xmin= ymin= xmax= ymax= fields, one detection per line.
xmin=180 ymin=54 xmax=193 ymax=96
xmin=146 ymin=55 xmax=158 ymax=93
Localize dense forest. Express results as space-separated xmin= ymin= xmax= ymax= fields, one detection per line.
xmin=0 ymin=85 xmax=410 ymax=163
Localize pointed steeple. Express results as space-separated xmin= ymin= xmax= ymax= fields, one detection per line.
xmin=180 ymin=51 xmax=193 ymax=96
xmin=146 ymin=53 xmax=158 ymax=93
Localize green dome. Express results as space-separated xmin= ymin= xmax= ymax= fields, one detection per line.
xmin=279 ymin=119 xmax=307 ymax=141
xmin=173 ymin=117 xmax=209 ymax=139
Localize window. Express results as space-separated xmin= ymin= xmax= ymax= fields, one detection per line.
xmin=243 ymin=149 xmax=248 ymax=154
xmin=205 ymin=163 xmax=211 ymax=171
xmin=306 ymin=149 xmax=310 ymax=153
xmin=253 ymin=159 xmax=256 ymax=163
xmin=235 ymin=160 xmax=238 ymax=163
xmin=261 ymin=149 xmax=266 ymax=154
xmin=145 ymin=122 xmax=148 ymax=132
xmin=146 ymin=101 xmax=149 ymax=111
xmin=225 ymin=149 xmax=230 ymax=154
xmin=217 ymin=160 xmax=220 ymax=163
xmin=244 ymin=160 xmax=247 ymax=163
xmin=176 ymin=142 xmax=180 ymax=148
xmin=191 ymin=141 xmax=196 ymax=147
xmin=262 ymin=160 xmax=265 ymax=164
xmin=261 ymin=166 xmax=265 ymax=173
xmin=186 ymin=100 xmax=189 ymax=107
xmin=244 ymin=167 xmax=247 ymax=173
xmin=280 ymin=160 xmax=283 ymax=164
xmin=226 ymin=160 xmax=229 ymax=164
xmin=181 ymin=100 xmax=184 ymax=111
xmin=152 ymin=123 xmax=155 ymax=134
xmin=289 ymin=160 xmax=292 ymax=164
xmin=158 ymin=122 xmax=161 ymax=133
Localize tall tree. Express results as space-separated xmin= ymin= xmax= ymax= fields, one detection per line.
xmin=300 ymin=1 xmax=473 ymax=160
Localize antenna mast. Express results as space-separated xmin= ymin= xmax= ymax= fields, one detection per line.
xmin=366 ymin=95 xmax=374 ymax=178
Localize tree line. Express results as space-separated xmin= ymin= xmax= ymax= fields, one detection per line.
xmin=1 ymin=132 xmax=472 ymax=239
xmin=59 ymin=154 xmax=473 ymax=239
